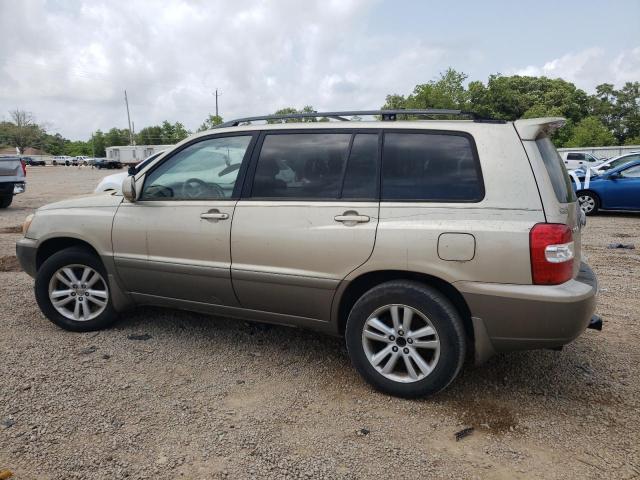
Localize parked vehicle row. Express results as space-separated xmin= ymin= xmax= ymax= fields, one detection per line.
xmin=0 ymin=156 xmax=26 ymax=208
xmin=17 ymin=110 xmax=600 ymax=398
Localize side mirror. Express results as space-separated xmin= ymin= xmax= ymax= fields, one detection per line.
xmin=122 ymin=176 xmax=137 ymax=202
xmin=608 ymin=172 xmax=621 ymax=180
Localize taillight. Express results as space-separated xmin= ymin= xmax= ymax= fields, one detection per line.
xmin=530 ymin=223 xmax=574 ymax=285
xmin=20 ymin=160 xmax=26 ymax=176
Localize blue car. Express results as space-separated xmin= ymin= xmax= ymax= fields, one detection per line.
xmin=574 ymin=159 xmax=640 ymax=215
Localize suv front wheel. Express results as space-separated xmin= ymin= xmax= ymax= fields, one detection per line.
xmin=346 ymin=281 xmax=466 ymax=398
xmin=35 ymin=247 xmax=119 ymax=331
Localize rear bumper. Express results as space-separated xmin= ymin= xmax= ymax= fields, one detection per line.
xmin=457 ymin=262 xmax=598 ymax=362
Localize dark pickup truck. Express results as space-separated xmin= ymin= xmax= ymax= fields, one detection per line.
xmin=0 ymin=156 xmax=26 ymax=208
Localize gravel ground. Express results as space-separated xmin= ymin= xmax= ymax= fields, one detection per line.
xmin=1 ymin=167 xmax=639 ymax=479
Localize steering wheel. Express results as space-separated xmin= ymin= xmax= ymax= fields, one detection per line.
xmin=180 ymin=178 xmax=226 ymax=199
xmin=181 ymin=178 xmax=208 ymax=199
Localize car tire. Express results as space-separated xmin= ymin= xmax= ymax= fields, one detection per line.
xmin=35 ymin=247 xmax=119 ymax=332
xmin=0 ymin=195 xmax=12 ymax=208
xmin=345 ymin=280 xmax=466 ymax=398
xmin=577 ymin=191 xmax=599 ymax=216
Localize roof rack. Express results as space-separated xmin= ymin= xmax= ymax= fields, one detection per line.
xmin=216 ymin=109 xmax=504 ymax=128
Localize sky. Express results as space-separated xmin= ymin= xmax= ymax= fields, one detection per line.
xmin=0 ymin=0 xmax=638 ymax=140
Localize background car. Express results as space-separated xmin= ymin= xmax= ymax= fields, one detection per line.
xmin=561 ymin=151 xmax=605 ymax=170
xmin=21 ymin=157 xmax=46 ymax=166
xmin=0 ymin=156 xmax=26 ymax=208
xmin=575 ymin=159 xmax=640 ymax=215
xmin=95 ymin=158 xmax=123 ymax=170
xmin=51 ymin=155 xmax=74 ymax=166
xmin=574 ymin=152 xmax=640 ymax=177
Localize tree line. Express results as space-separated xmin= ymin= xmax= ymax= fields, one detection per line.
xmin=1 ymin=68 xmax=638 ymax=157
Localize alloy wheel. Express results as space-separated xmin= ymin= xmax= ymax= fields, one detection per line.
xmin=362 ymin=304 xmax=440 ymax=383
xmin=48 ymin=264 xmax=109 ymax=321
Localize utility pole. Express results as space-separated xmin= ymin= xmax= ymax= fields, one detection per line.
xmin=124 ymin=90 xmax=133 ymax=145
xmin=213 ymin=89 xmax=221 ymax=118
xmin=91 ymin=132 xmax=95 ymax=158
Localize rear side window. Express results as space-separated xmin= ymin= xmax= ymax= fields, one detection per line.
xmin=251 ymin=133 xmax=351 ymax=199
xmin=381 ymin=132 xmax=483 ymax=202
xmin=536 ymin=137 xmax=575 ymax=203
xmin=567 ymin=153 xmax=583 ymax=160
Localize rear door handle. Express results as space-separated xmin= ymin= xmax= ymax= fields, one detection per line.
xmin=334 ymin=211 xmax=370 ymax=224
xmin=200 ymin=210 xmax=229 ymax=221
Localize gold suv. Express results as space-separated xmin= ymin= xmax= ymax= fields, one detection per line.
xmin=17 ymin=110 xmax=599 ymax=398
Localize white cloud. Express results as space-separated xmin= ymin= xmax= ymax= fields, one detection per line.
xmin=0 ymin=0 xmax=471 ymax=139
xmin=511 ymin=46 xmax=640 ymax=91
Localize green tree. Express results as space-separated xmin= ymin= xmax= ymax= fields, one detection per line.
xmin=197 ymin=114 xmax=223 ymax=132
xmin=89 ymin=130 xmax=106 ymax=157
xmin=136 ymin=125 xmax=163 ymax=145
xmin=159 ymin=121 xmax=190 ymax=143
xmin=63 ymin=140 xmax=92 ymax=156
xmin=564 ymin=117 xmax=616 ymax=147
xmin=104 ymin=127 xmax=130 ymax=147
xmin=269 ymin=106 xmax=317 ymax=123
xmin=6 ymin=109 xmax=44 ymax=153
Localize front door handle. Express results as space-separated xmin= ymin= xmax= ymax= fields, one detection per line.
xmin=200 ymin=209 xmax=229 ymax=221
xmin=334 ymin=210 xmax=370 ymax=224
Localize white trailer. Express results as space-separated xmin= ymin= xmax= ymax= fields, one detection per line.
xmin=106 ymin=145 xmax=173 ymax=165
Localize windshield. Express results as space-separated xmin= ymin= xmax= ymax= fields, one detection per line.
xmin=606 ymin=154 xmax=640 ymax=170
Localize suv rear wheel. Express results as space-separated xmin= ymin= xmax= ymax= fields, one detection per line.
xmin=35 ymin=247 xmax=118 ymax=331
xmin=345 ymin=281 xmax=466 ymax=398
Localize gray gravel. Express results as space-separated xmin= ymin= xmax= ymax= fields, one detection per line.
xmin=1 ymin=167 xmax=639 ymax=479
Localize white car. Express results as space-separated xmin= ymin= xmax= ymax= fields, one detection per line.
xmin=95 ymin=151 xmax=165 ymax=193
xmin=560 ymin=151 xmax=604 ymax=170
xmin=579 ymin=152 xmax=640 ymax=176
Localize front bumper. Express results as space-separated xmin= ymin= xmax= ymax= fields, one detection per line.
xmin=16 ymin=237 xmax=38 ymax=277
xmin=457 ymin=262 xmax=598 ymax=360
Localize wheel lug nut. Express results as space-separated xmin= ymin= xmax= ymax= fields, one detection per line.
xmin=81 ymin=284 xmax=86 ymax=288
xmin=71 ymin=292 xmax=76 ymax=296
xmin=392 ymin=346 xmax=398 ymax=352
xmin=78 ymin=297 xmax=84 ymax=302
xmin=398 ymin=330 xmax=404 ymax=336
xmin=403 ymin=348 xmax=409 ymax=354
xmin=72 ymin=284 xmax=77 ymax=289
xmin=407 ymin=338 xmax=413 ymax=344
xmin=389 ymin=335 xmax=395 ymax=341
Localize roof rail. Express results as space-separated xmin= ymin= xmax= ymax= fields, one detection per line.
xmin=216 ymin=109 xmax=503 ymax=128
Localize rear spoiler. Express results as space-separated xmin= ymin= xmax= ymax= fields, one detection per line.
xmin=514 ymin=117 xmax=566 ymax=140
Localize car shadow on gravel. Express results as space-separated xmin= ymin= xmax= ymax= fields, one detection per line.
xmin=113 ymin=306 xmax=616 ymax=425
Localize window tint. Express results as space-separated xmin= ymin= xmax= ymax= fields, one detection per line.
xmin=381 ymin=132 xmax=483 ymax=201
xmin=251 ymin=133 xmax=351 ymax=199
xmin=567 ymin=153 xmax=583 ymax=160
xmin=536 ymin=137 xmax=575 ymax=203
xmin=620 ymin=164 xmax=640 ymax=178
xmin=141 ymin=136 xmax=251 ymax=200
xmin=342 ymin=134 xmax=378 ymax=199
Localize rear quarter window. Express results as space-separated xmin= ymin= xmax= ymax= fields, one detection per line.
xmin=381 ymin=132 xmax=484 ymax=202
xmin=536 ymin=137 xmax=575 ymax=203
